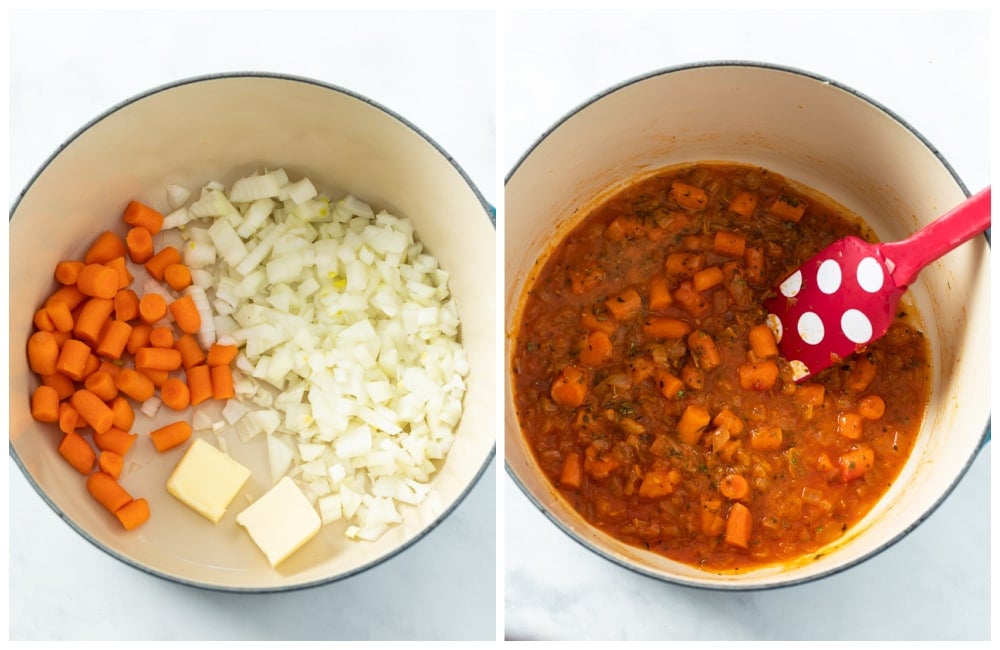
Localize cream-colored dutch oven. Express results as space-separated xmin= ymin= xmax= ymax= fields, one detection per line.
xmin=504 ymin=62 xmax=989 ymax=589
xmin=10 ymin=73 xmax=496 ymax=591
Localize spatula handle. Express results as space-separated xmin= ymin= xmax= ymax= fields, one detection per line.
xmin=880 ymin=186 xmax=991 ymax=288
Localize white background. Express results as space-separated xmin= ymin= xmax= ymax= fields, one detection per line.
xmin=503 ymin=8 xmax=991 ymax=641
xmin=8 ymin=9 xmax=497 ymax=641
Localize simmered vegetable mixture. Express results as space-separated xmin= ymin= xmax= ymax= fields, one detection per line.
xmin=512 ymin=163 xmax=930 ymax=571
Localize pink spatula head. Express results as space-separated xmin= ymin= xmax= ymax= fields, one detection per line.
xmin=765 ymin=186 xmax=990 ymax=382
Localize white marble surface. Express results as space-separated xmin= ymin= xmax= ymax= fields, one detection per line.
xmin=8 ymin=9 xmax=497 ymax=641
xmin=503 ymin=9 xmax=991 ymax=641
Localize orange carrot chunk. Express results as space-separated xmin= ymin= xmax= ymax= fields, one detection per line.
xmin=27 ymin=330 xmax=61 ymax=376
xmin=30 ymin=385 xmax=60 ymax=423
xmin=84 ymin=370 xmax=118 ymax=402
xmin=144 ymin=246 xmax=182 ymax=281
xmin=559 ymin=452 xmax=584 ymax=490
xmin=175 ymin=334 xmax=207 ymax=369
xmin=134 ymin=346 xmax=183 ymax=371
xmin=149 ymin=421 xmax=193 ymax=453
xmin=86 ymin=471 xmax=133 ymax=513
xmin=55 ymin=338 xmax=92 ymax=381
xmin=114 ymin=289 xmax=141 ymax=322
xmin=169 ymin=294 xmax=201 ymax=335
xmin=164 ymin=263 xmax=193 ymax=292
xmin=93 ymin=428 xmax=138 ymax=456
xmin=98 ymin=450 xmax=125 ymax=480
xmin=58 ymin=402 xmax=80 ymax=434
xmin=41 ymin=373 xmax=76 ymax=400
xmin=109 ymin=396 xmax=135 ymax=431
xmin=186 ymin=364 xmax=213 ymax=406
xmin=115 ymin=368 xmax=156 ymax=402
xmin=70 ymin=388 xmax=116 ymax=434
xmin=210 ymin=364 xmax=235 ymax=400
xmin=96 ymin=319 xmax=133 ymax=360
xmin=550 ymin=365 xmax=588 ymax=408
xmin=205 ymin=343 xmax=238 ymax=367
xmin=148 ymin=325 xmax=176 ymax=349
xmin=73 ymin=297 xmax=115 ymax=346
xmin=125 ymin=226 xmax=155 ymax=264
xmin=84 ymin=231 xmax=128 ymax=265
xmin=54 ymin=260 xmax=85 ymax=285
xmin=105 ymin=256 xmax=133 ymax=290
xmin=122 ymin=200 xmax=164 ymax=235
xmin=114 ymin=498 xmax=150 ymax=530
xmin=138 ymin=293 xmax=168 ymax=324
xmin=719 ymin=474 xmax=750 ymax=501
xmin=160 ymin=377 xmax=191 ymax=411
xmin=58 ymin=432 xmax=97 ymax=475
xmin=45 ymin=300 xmax=75 ymax=333
xmin=724 ymin=502 xmax=753 ymax=549
xmin=579 ymin=330 xmax=613 ymax=367
xmin=126 ymin=322 xmax=153 ymax=355
xmin=46 ymin=285 xmax=87 ymax=311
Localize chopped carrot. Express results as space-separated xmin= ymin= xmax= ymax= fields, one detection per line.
xmin=54 ymin=260 xmax=85 ymax=285
xmin=668 ymin=180 xmax=709 ymax=211
xmin=50 ymin=329 xmax=71 ymax=348
xmin=550 ymin=365 xmax=588 ymax=408
xmin=144 ymin=246 xmax=182 ymax=281
xmin=27 ymin=330 xmax=60 ymax=376
xmin=838 ymin=445 xmax=876 ymax=482
xmin=58 ymin=432 xmax=97 ymax=475
xmin=665 ymin=252 xmax=705 ymax=277
xmin=210 ymin=364 xmax=235 ymax=400
xmin=174 ymin=334 xmax=207 ymax=369
xmin=603 ymin=214 xmax=645 ymax=241
xmin=98 ymin=359 xmax=122 ymax=379
xmin=84 ymin=231 xmax=128 ymax=265
xmin=93 ymin=428 xmax=138 ymax=456
xmin=169 ymin=294 xmax=201 ymax=335
xmin=55 ymin=338 xmax=92 ymax=381
xmin=749 ymin=424 xmax=783 ymax=451
xmin=724 ymin=502 xmax=753 ymax=549
xmin=149 ymin=421 xmax=192 ymax=453
xmin=45 ymin=300 xmax=74 ymax=333
xmin=125 ymin=226 xmax=155 ymax=264
xmin=205 ymin=343 xmax=238 ymax=367
xmin=73 ymin=297 xmax=115 ymax=346
xmin=84 ymin=370 xmax=118 ymax=402
xmin=41 ymin=373 xmax=76 ymax=400
xmin=681 ymin=362 xmax=704 ymax=390
xmin=727 ymin=191 xmax=758 ymax=218
xmin=109 ymin=396 xmax=135 ymax=431
xmin=114 ymin=289 xmax=141 ymax=322
xmin=693 ymin=266 xmax=724 ymax=292
xmin=45 ymin=285 xmax=87 ymax=311
xmin=647 ymin=275 xmax=673 ymax=311
xmin=737 ymin=359 xmax=779 ymax=391
xmin=677 ymin=404 xmax=711 ymax=445
xmin=642 ymin=316 xmax=691 ymax=340
xmin=743 ymin=247 xmax=765 ymax=284
xmin=627 ymin=355 xmax=656 ymax=385
xmin=846 ymin=355 xmax=877 ymax=393
xmin=748 ymin=323 xmax=779 ymax=360
xmin=186 ymin=365 xmax=214 ymax=405
xmin=114 ymin=498 xmax=150 ymax=530
xmin=122 ymin=200 xmax=164 ymax=235
xmin=638 ymin=468 xmax=681 ymax=499
xmin=96 ymin=319 xmax=133 ymax=360
xmin=559 ymin=452 xmax=583 ymax=490
xmin=768 ymin=195 xmax=807 ymax=222
xmin=86 ymin=471 xmax=133 ymax=513
xmin=70 ymin=389 xmax=115 ymax=434
xmin=719 ymin=474 xmax=750 ymax=501
xmin=134 ymin=346 xmax=183 ymax=371
xmin=105 ymin=256 xmax=133 ymax=290
xmin=58 ymin=402 xmax=80 ymax=434
xmin=126 ymin=322 xmax=153 ymax=355
xmin=149 ymin=325 xmax=176 ymax=349
xmin=30 ymin=385 xmax=60 ymax=423
xmin=713 ymin=408 xmax=745 ymax=436
xmin=33 ymin=307 xmax=55 ymax=331
xmin=604 ymin=288 xmax=643 ymax=322
xmin=672 ymin=281 xmax=710 ymax=317
xmin=98 ymin=450 xmax=125 ymax=480
xmin=858 ymin=395 xmax=886 ymax=420
xmin=688 ymin=330 xmax=722 ymax=370
xmin=653 ymin=367 xmax=684 ymax=399
xmin=836 ymin=411 xmax=864 ymax=440
xmin=114 ymin=368 xmax=156 ymax=402
xmin=138 ymin=293 xmax=168 ymax=324
xmin=79 ymin=353 xmax=101 ymax=382
xmin=579 ymin=330 xmax=613 ymax=367
xmin=713 ymin=230 xmax=747 ymax=257
xmin=701 ymin=499 xmax=726 ymax=536
xmin=160 ymin=377 xmax=191 ymax=411
xmin=579 ymin=311 xmax=616 ymax=336
xmin=164 ymin=263 xmax=192 ymax=292
xmin=795 ymin=383 xmax=826 ymax=407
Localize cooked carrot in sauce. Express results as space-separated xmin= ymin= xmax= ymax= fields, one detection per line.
xmin=512 ymin=163 xmax=930 ymax=571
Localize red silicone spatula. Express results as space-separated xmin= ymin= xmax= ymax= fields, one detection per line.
xmin=764 ymin=186 xmax=990 ymax=382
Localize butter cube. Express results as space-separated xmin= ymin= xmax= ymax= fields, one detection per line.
xmin=166 ymin=438 xmax=251 ymax=523
xmin=236 ymin=476 xmax=321 ymax=567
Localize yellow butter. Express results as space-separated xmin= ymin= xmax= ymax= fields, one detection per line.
xmin=236 ymin=476 xmax=321 ymax=567
xmin=166 ymin=438 xmax=251 ymax=523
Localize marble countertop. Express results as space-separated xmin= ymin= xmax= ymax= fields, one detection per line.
xmin=8 ymin=9 xmax=497 ymax=642
xmin=503 ymin=9 xmax=990 ymax=641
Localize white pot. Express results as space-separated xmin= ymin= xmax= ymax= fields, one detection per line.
xmin=10 ymin=73 xmax=496 ymax=591
xmin=504 ymin=62 xmax=989 ymax=589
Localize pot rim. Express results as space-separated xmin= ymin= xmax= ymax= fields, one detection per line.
xmin=504 ymin=59 xmax=990 ymax=592
xmin=10 ymin=70 xmax=496 ymax=593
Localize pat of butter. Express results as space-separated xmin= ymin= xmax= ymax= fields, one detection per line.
xmin=166 ymin=438 xmax=251 ymax=523
xmin=236 ymin=476 xmax=321 ymax=567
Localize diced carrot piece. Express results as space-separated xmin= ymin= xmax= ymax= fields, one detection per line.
xmin=559 ymin=452 xmax=583 ymax=490
xmin=551 ymin=365 xmax=588 ymax=408
xmin=724 ymin=502 xmax=753 ymax=548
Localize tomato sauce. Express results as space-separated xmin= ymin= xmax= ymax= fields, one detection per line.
xmin=511 ymin=163 xmax=931 ymax=571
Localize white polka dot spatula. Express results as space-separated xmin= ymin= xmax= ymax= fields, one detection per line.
xmin=765 ymin=186 xmax=990 ymax=382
